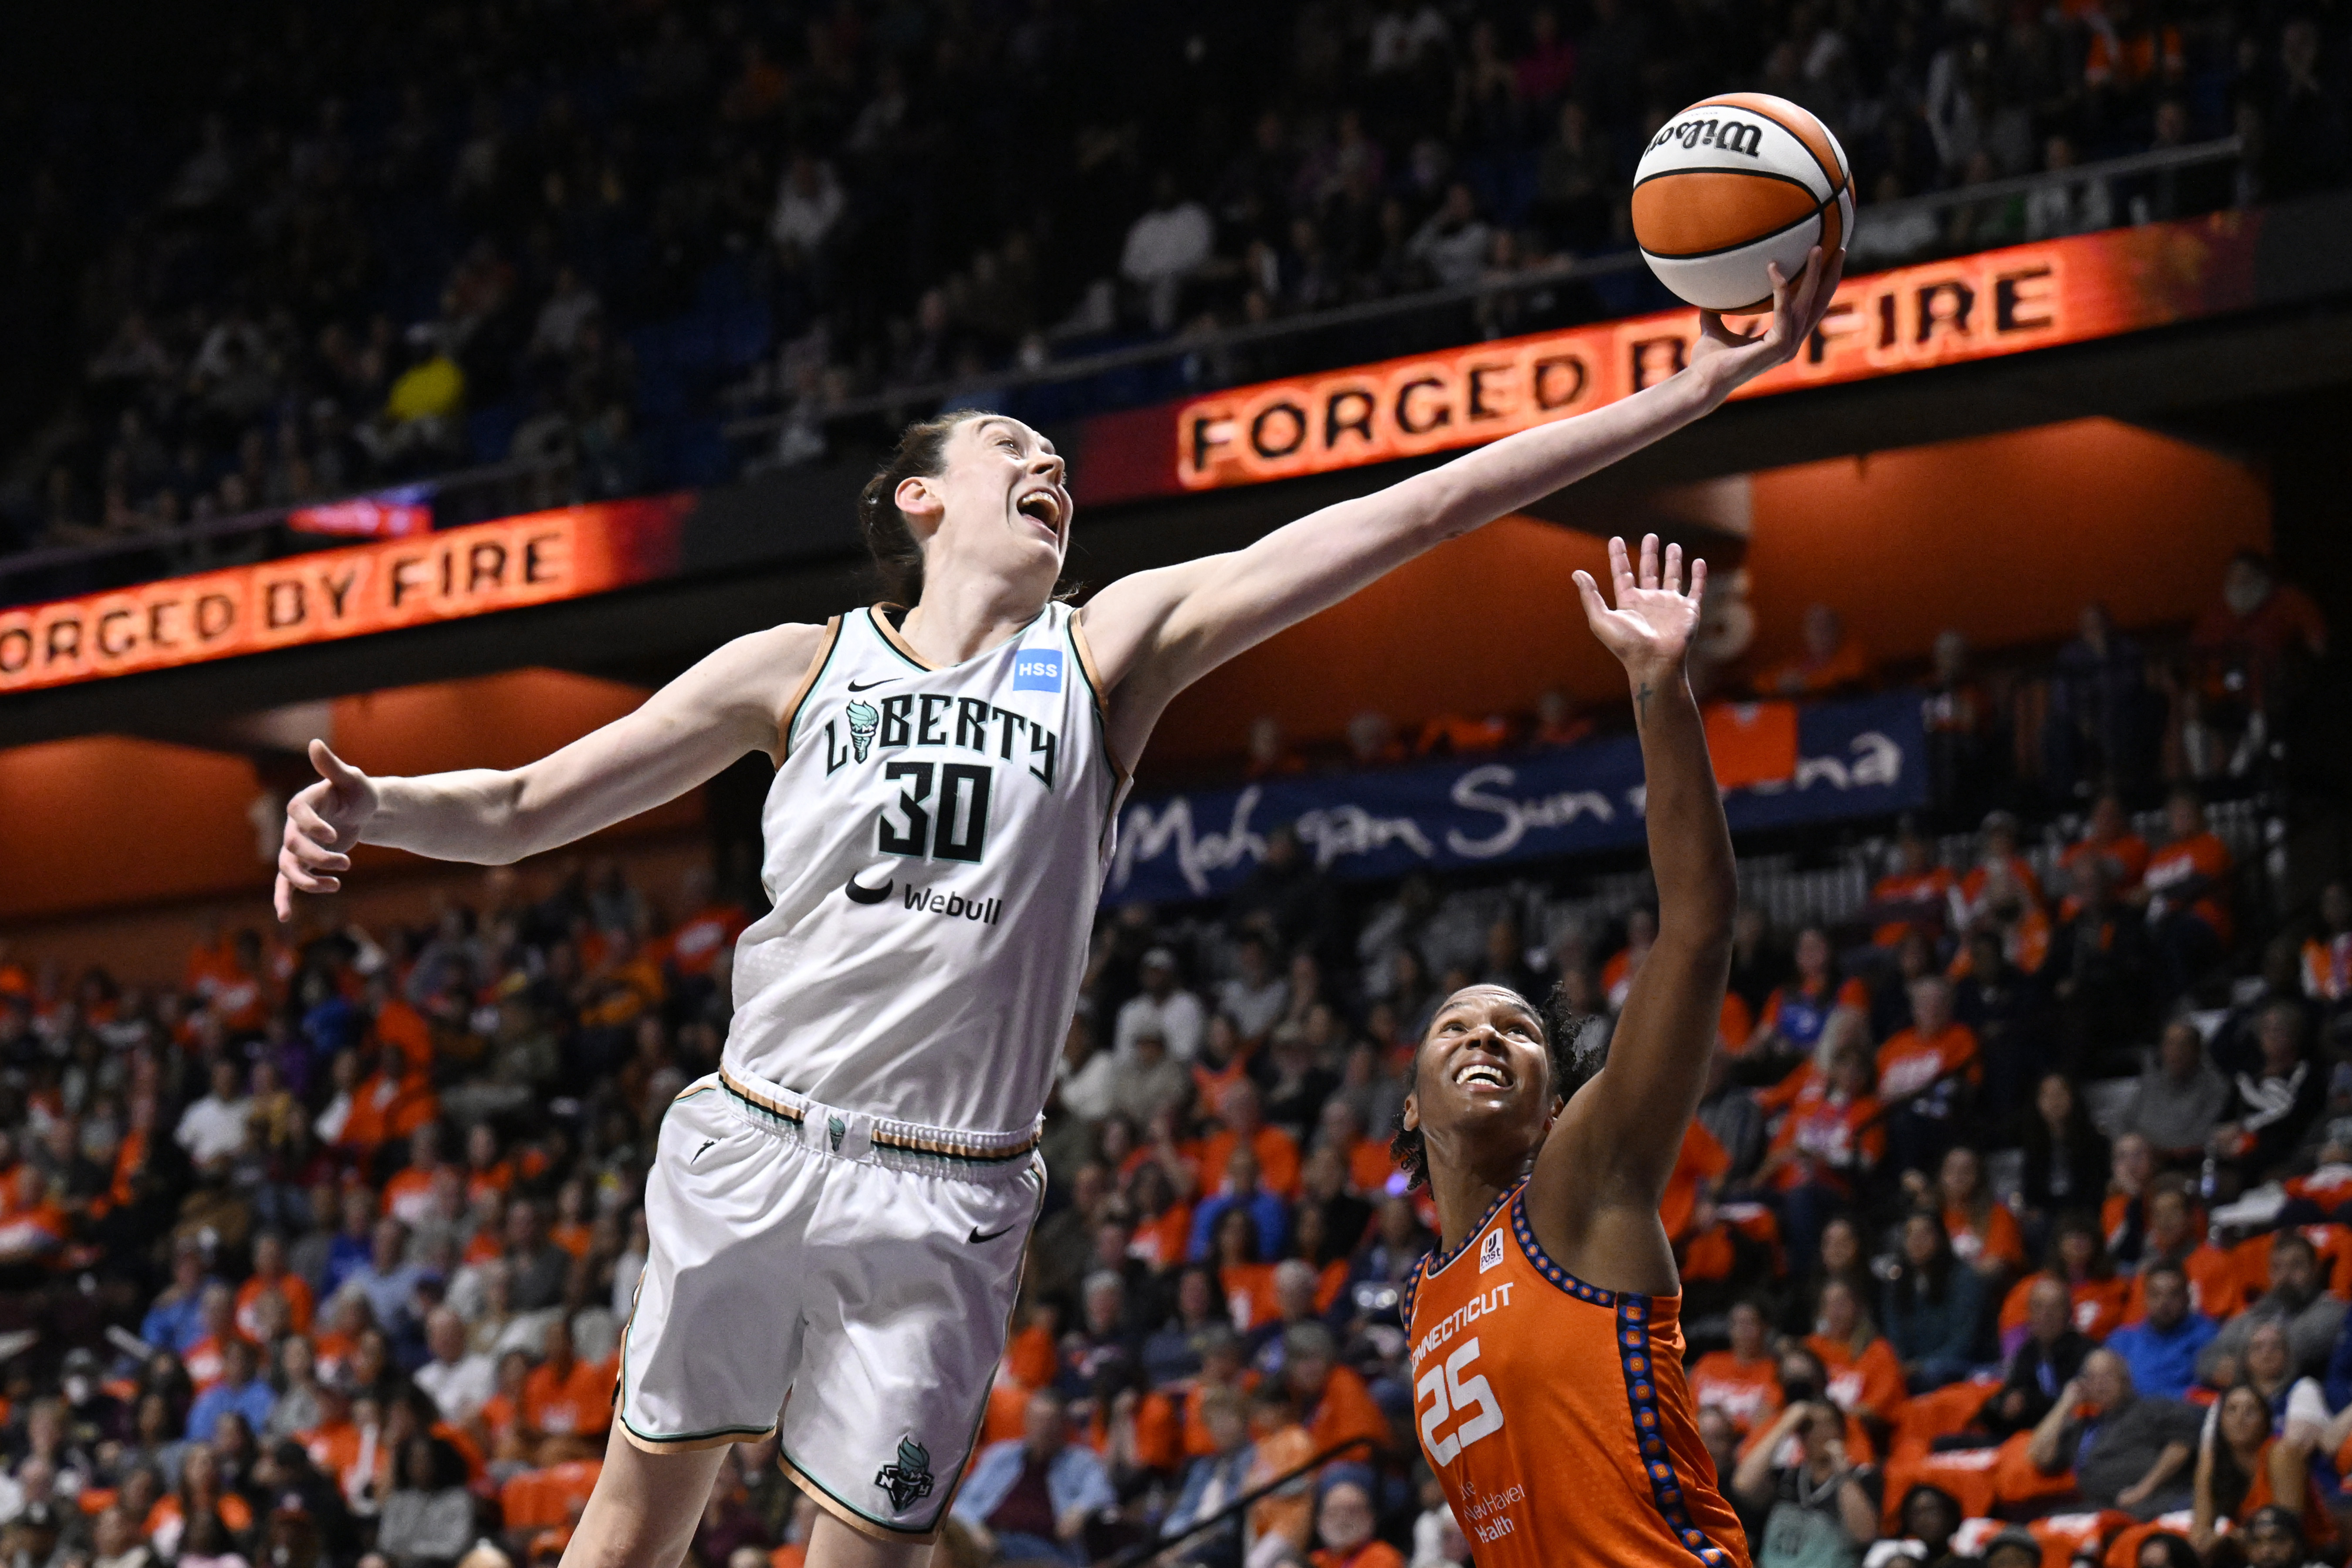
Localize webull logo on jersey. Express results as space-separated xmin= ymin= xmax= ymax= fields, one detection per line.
xmin=822 ymin=693 xmax=1063 ymax=791
xmin=1012 ymin=649 xmax=1062 ymax=692
xmin=901 ymin=883 xmax=1004 ymax=925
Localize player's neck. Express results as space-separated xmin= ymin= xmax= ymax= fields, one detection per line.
xmin=899 ymin=569 xmax=1051 ymax=665
xmin=1426 ymin=1148 xmax=1529 ymax=1254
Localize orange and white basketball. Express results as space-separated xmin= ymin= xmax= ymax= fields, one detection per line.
xmin=1631 ymin=93 xmax=1853 ymax=314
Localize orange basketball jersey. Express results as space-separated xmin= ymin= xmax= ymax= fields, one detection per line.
xmin=1405 ymin=1185 xmax=1751 ymax=1568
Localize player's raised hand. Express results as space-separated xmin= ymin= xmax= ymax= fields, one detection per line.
xmin=274 ymin=739 xmax=378 ymax=922
xmin=1686 ymin=242 xmax=1847 ymax=396
xmin=1573 ymin=534 xmax=1705 ymax=678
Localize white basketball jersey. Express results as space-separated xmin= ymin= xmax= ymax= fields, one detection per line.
xmin=726 ymin=602 xmax=1126 ymax=1133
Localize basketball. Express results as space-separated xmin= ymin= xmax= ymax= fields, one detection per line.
xmin=1632 ymin=93 xmax=1853 ymax=313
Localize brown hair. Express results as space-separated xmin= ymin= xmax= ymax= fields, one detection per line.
xmin=856 ymin=413 xmax=977 ymax=605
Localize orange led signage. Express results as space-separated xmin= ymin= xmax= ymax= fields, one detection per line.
xmin=0 ymin=494 xmax=691 ymax=696
xmin=1173 ymin=214 xmax=2257 ymax=491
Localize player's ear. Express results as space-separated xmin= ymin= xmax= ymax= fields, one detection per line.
xmin=1400 ymin=1094 xmax=1420 ymax=1133
xmin=895 ymin=472 xmax=946 ymax=533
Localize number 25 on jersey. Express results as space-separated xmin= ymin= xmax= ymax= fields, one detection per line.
xmin=1416 ymin=1338 xmax=1504 ymax=1464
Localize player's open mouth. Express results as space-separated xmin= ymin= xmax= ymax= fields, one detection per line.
xmin=1453 ymin=1059 xmax=1511 ymax=1090
xmin=1014 ymin=489 xmax=1064 ymax=540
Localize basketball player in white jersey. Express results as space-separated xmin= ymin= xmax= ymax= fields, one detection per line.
xmin=275 ymin=247 xmax=1842 ymax=1568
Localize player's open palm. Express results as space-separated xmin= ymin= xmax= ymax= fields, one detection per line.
xmin=275 ymin=739 xmax=378 ymax=921
xmin=1574 ymin=534 xmax=1704 ymax=676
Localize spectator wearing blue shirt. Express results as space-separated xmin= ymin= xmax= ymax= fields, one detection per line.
xmin=953 ymin=1389 xmax=1117 ymax=1566
xmin=343 ymin=1217 xmax=434 ymax=1340
xmin=140 ymin=1243 xmax=217 ymax=1355
xmin=185 ymin=1338 xmax=275 ymax=1440
xmin=322 ymin=1186 xmax=381 ymax=1300
xmin=1162 ymin=1383 xmax=1256 ymax=1564
xmin=1186 ymin=1147 xmax=1289 ymax=1264
xmin=2108 ymin=1262 xmax=2218 ymax=1400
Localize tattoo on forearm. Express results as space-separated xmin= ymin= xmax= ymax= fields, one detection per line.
xmin=1636 ymin=682 xmax=1652 ymax=723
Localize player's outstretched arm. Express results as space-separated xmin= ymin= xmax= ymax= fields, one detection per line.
xmin=1526 ymin=535 xmax=1735 ymax=1292
xmin=1079 ymin=247 xmax=1844 ymax=765
xmin=273 ymin=621 xmax=828 ymax=920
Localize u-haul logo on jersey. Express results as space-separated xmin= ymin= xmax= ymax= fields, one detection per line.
xmin=1012 ymin=650 xmax=1062 ymax=693
xmin=1479 ymin=1230 xmax=1505 ymax=1273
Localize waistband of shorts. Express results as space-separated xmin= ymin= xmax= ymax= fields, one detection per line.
xmin=712 ymin=1065 xmax=1043 ymax=1169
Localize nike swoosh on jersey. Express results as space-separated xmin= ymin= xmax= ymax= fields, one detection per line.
xmin=845 ymin=677 xmax=899 ymax=692
xmin=968 ymin=1222 xmax=1019 ymax=1244
xmin=844 ymin=871 xmax=895 ymax=904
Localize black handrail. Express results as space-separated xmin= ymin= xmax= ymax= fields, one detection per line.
xmin=1104 ymin=1434 xmax=1381 ymax=1568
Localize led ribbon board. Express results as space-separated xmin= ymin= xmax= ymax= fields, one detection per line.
xmin=0 ymin=494 xmax=691 ymax=695
xmin=1168 ymin=212 xmax=2260 ymax=494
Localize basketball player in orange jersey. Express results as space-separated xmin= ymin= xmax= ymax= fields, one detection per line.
xmin=1395 ymin=532 xmax=1750 ymax=1568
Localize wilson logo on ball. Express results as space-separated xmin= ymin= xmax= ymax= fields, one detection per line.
xmin=1646 ymin=118 xmax=1763 ymax=159
xmin=1631 ymin=92 xmax=1853 ymax=315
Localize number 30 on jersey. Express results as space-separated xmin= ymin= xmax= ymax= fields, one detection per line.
xmin=1416 ymin=1338 xmax=1504 ymax=1464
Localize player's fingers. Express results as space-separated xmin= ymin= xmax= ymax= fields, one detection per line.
xmin=278 ymin=850 xmax=339 ymax=896
xmin=286 ymin=832 xmax=350 ymax=873
xmin=1639 ymin=533 xmax=1660 ymax=590
xmin=1690 ymin=556 xmax=1709 ymax=609
xmin=288 ymin=794 xmax=338 ymax=846
xmin=274 ymin=875 xmax=293 ymax=926
xmin=1572 ymin=569 xmax=1609 ymax=623
xmin=1664 ymin=541 xmax=1684 ymax=595
xmin=310 ymin=739 xmax=366 ymax=794
xmin=1608 ymin=535 xmax=1633 ymax=594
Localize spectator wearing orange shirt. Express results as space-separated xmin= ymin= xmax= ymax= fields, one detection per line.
xmin=1877 ymin=976 xmax=1980 ymax=1176
xmin=1953 ymin=812 xmax=2045 ymax=930
xmin=1805 ymin=1278 xmax=1908 ymax=1432
xmin=520 ymin=1318 xmax=613 ymax=1461
xmin=1935 ymin=1144 xmax=2027 ymax=1276
xmin=1308 ymin=1476 xmax=1404 ymax=1568
xmin=1281 ymin=1322 xmax=1389 ymax=1457
xmin=1198 ymin=1081 xmax=1301 ymax=1201
xmin=2061 ymin=794 xmax=2151 ymax=919
xmin=382 ymin=1125 xmax=451 ymax=1227
xmin=2138 ymin=788 xmax=2235 ymax=1001
xmin=1756 ymin=604 xmax=1875 ymax=699
xmin=236 ymin=1230 xmax=315 ymax=1341
xmin=1757 ymin=1037 xmax=1884 ymax=1268
xmin=1867 ymin=833 xmax=1956 ymax=950
xmin=662 ymin=868 xmax=747 ymax=983
xmin=1999 ymin=1216 xmax=2128 ymax=1357
xmin=1690 ymin=1300 xmax=1782 ymax=1435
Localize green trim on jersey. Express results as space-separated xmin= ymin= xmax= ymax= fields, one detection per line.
xmin=783 ymin=620 xmax=848 ymax=754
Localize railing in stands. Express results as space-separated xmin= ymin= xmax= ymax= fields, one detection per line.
xmin=0 ymin=452 xmax=577 ymax=611
xmin=1 ymin=139 xmax=2245 ymax=608
xmin=721 ymin=137 xmax=2244 ymax=458
xmin=1101 ymin=1434 xmax=1379 ymax=1568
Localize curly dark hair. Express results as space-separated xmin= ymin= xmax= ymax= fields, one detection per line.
xmin=1388 ymin=982 xmax=1602 ymax=1192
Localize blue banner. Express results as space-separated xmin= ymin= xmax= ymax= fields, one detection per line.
xmin=1107 ymin=691 xmax=1927 ymax=904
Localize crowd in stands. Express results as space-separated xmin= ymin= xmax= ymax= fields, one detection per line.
xmin=0 ymin=659 xmax=2348 ymax=1568
xmin=8 ymin=0 xmax=2349 ymax=560
xmin=1228 ymin=548 xmax=2332 ymax=835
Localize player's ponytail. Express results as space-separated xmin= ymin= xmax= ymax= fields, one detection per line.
xmin=856 ymin=412 xmax=973 ymax=606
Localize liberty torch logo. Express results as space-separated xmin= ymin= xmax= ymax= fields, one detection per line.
xmin=845 ymin=700 xmax=879 ymax=762
xmin=876 ymin=1434 xmax=935 ymax=1511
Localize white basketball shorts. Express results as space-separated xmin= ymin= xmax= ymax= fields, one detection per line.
xmin=617 ymin=1068 xmax=1045 ymax=1542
